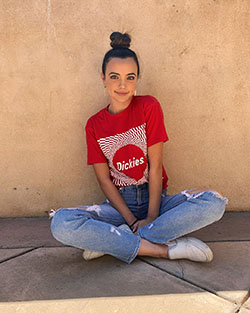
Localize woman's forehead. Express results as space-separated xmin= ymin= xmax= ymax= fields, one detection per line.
xmin=106 ymin=57 xmax=138 ymax=73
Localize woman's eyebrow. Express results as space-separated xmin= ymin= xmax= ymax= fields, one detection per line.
xmin=108 ymin=72 xmax=120 ymax=76
xmin=108 ymin=72 xmax=137 ymax=76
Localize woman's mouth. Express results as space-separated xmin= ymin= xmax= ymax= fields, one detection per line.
xmin=115 ymin=91 xmax=129 ymax=96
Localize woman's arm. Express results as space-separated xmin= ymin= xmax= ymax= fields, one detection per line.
xmin=133 ymin=142 xmax=163 ymax=232
xmin=93 ymin=163 xmax=137 ymax=226
xmin=147 ymin=142 xmax=163 ymax=219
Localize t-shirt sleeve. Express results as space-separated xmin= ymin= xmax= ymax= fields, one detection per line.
xmin=144 ymin=96 xmax=168 ymax=147
xmin=85 ymin=118 xmax=107 ymax=165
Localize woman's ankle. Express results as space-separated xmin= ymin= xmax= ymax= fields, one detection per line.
xmin=138 ymin=239 xmax=168 ymax=258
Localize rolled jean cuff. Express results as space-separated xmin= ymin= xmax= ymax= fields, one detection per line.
xmin=122 ymin=236 xmax=141 ymax=264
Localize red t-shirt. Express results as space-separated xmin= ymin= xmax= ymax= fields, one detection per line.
xmin=85 ymin=95 xmax=169 ymax=189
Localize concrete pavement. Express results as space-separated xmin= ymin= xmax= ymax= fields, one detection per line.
xmin=0 ymin=212 xmax=249 ymax=313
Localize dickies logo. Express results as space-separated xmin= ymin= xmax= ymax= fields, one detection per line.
xmin=113 ymin=145 xmax=147 ymax=181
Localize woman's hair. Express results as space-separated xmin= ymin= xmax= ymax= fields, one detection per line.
xmin=102 ymin=32 xmax=140 ymax=76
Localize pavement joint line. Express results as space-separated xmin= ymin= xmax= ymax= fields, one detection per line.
xmin=178 ymin=260 xmax=185 ymax=278
xmin=239 ymin=290 xmax=250 ymax=307
xmin=206 ymin=240 xmax=250 ymax=243
xmin=1 ymin=239 xmax=249 ymax=250
xmin=138 ymin=257 xmax=216 ymax=294
xmin=0 ymin=245 xmax=64 ymax=249
xmin=231 ymin=291 xmax=250 ymax=313
xmin=234 ymin=305 xmax=241 ymax=313
xmin=0 ymin=247 xmax=40 ymax=264
xmin=138 ymin=257 xmax=240 ymax=306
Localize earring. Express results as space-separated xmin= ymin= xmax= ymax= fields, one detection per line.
xmin=134 ymin=90 xmax=137 ymax=96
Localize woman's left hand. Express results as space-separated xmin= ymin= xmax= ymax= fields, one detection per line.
xmin=132 ymin=217 xmax=155 ymax=234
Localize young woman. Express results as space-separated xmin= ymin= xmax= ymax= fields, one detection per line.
xmin=50 ymin=32 xmax=228 ymax=264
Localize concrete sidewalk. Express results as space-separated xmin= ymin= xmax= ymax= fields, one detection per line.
xmin=0 ymin=212 xmax=250 ymax=313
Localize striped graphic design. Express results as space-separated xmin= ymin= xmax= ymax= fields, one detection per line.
xmin=97 ymin=123 xmax=148 ymax=187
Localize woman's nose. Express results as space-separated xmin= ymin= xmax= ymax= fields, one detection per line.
xmin=119 ymin=79 xmax=126 ymax=88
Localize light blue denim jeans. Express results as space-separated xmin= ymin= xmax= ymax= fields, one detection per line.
xmin=50 ymin=184 xmax=227 ymax=263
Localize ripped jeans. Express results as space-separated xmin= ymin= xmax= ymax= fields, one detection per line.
xmin=50 ymin=183 xmax=228 ymax=263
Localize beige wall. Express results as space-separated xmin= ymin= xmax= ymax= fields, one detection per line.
xmin=1 ymin=0 xmax=249 ymax=217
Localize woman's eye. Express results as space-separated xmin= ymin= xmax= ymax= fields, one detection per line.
xmin=127 ymin=76 xmax=135 ymax=80
xmin=110 ymin=75 xmax=118 ymax=79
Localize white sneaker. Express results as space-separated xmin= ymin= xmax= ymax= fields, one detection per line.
xmin=167 ymin=237 xmax=213 ymax=262
xmin=82 ymin=224 xmax=132 ymax=261
xmin=82 ymin=250 xmax=105 ymax=261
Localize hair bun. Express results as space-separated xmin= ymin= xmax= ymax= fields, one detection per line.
xmin=110 ymin=32 xmax=131 ymax=49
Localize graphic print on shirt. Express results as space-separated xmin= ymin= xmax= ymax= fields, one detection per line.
xmin=97 ymin=123 xmax=148 ymax=187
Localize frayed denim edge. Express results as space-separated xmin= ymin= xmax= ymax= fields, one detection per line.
xmin=181 ymin=189 xmax=228 ymax=204
xmin=126 ymin=235 xmax=141 ymax=264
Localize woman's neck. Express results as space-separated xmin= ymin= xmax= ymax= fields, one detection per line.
xmin=108 ymin=98 xmax=132 ymax=114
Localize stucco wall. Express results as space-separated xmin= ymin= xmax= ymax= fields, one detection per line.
xmin=1 ymin=0 xmax=249 ymax=217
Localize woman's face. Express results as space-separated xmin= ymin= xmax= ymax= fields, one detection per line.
xmin=101 ymin=57 xmax=138 ymax=109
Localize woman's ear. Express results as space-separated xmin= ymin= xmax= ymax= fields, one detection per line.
xmin=100 ymin=73 xmax=105 ymax=86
